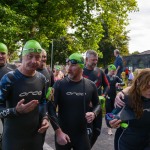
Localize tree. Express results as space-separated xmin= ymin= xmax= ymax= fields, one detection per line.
xmin=0 ymin=0 xmax=138 ymax=66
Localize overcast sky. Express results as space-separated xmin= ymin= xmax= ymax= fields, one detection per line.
xmin=127 ymin=0 xmax=150 ymax=53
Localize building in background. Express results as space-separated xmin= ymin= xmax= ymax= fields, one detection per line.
xmin=123 ymin=50 xmax=150 ymax=71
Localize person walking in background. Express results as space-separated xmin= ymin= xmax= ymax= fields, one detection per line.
xmin=105 ymin=64 xmax=123 ymax=135
xmin=124 ymin=67 xmax=129 ymax=79
xmin=48 ymin=53 xmax=100 ymax=150
xmin=53 ymin=65 xmax=64 ymax=82
xmin=0 ymin=40 xmax=49 ymax=150
xmin=83 ymin=50 xmax=109 ymax=147
xmin=108 ymin=68 xmax=150 ymax=150
xmin=114 ymin=49 xmax=123 ymax=78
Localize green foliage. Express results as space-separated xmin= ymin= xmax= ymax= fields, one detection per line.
xmin=0 ymin=0 xmax=138 ymax=65
xmin=131 ymin=51 xmax=139 ymax=55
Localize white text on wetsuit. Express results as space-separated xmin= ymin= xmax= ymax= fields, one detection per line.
xmin=19 ymin=91 xmax=42 ymax=97
xmin=0 ymin=109 xmax=9 ymax=117
xmin=66 ymin=92 xmax=86 ymax=96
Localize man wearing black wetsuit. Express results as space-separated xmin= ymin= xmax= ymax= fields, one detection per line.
xmin=83 ymin=50 xmax=110 ymax=147
xmin=37 ymin=49 xmax=54 ymax=147
xmin=0 ymin=43 xmax=17 ymax=146
xmin=48 ymin=53 xmax=101 ymax=150
xmin=0 ymin=40 xmax=49 ymax=150
xmin=37 ymin=49 xmax=54 ymax=88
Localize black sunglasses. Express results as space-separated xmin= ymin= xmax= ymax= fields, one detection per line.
xmin=66 ymin=59 xmax=84 ymax=65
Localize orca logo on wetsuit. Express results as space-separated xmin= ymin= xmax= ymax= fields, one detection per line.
xmin=143 ymin=108 xmax=150 ymax=112
xmin=46 ymin=79 xmax=49 ymax=83
xmin=66 ymin=92 xmax=86 ymax=96
xmin=19 ymin=91 xmax=42 ymax=97
xmin=0 ymin=109 xmax=9 ymax=117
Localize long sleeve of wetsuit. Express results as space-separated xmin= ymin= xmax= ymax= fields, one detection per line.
xmin=0 ymin=74 xmax=19 ymax=118
xmin=101 ymin=70 xmax=110 ymax=96
xmin=39 ymin=82 xmax=49 ymax=120
xmin=47 ymin=81 xmax=60 ymax=130
xmin=91 ymin=84 xmax=101 ymax=117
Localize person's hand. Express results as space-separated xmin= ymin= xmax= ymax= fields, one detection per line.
xmin=85 ymin=112 xmax=95 ymax=123
xmin=114 ymin=92 xmax=125 ymax=108
xmin=16 ymin=99 xmax=39 ymax=114
xmin=115 ymin=83 xmax=120 ymax=88
xmin=109 ymin=119 xmax=121 ymax=128
xmin=38 ymin=118 xmax=50 ymax=133
xmin=55 ymin=128 xmax=71 ymax=145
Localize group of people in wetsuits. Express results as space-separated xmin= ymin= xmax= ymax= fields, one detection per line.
xmin=0 ymin=40 xmax=150 ymax=150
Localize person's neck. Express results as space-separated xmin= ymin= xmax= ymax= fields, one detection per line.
xmin=85 ymin=65 xmax=94 ymax=70
xmin=0 ymin=63 xmax=6 ymax=67
xmin=18 ymin=66 xmax=36 ymax=77
xmin=108 ymin=72 xmax=113 ymax=76
xmin=68 ymin=76 xmax=83 ymax=82
xmin=38 ymin=64 xmax=46 ymax=70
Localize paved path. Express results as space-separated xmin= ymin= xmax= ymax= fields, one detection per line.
xmin=0 ymin=118 xmax=116 ymax=150
xmin=44 ymin=118 xmax=116 ymax=150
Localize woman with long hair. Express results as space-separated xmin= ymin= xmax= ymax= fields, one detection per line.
xmin=108 ymin=68 xmax=150 ymax=150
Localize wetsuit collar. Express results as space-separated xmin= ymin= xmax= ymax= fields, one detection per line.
xmin=141 ymin=96 xmax=150 ymax=101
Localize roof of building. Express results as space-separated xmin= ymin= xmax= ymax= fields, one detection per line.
xmin=138 ymin=50 xmax=150 ymax=55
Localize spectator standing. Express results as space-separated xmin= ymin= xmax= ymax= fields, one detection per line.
xmin=128 ymin=69 xmax=134 ymax=86
xmin=114 ymin=49 xmax=123 ymax=78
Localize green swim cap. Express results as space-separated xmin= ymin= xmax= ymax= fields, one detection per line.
xmin=68 ymin=53 xmax=84 ymax=68
xmin=55 ymin=65 xmax=61 ymax=70
xmin=0 ymin=43 xmax=8 ymax=54
xmin=22 ymin=40 xmax=42 ymax=56
xmin=108 ymin=64 xmax=116 ymax=71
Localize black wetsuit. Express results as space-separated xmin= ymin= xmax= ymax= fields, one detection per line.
xmin=114 ymin=96 xmax=150 ymax=150
xmin=37 ymin=67 xmax=54 ymax=88
xmin=48 ymin=77 xmax=100 ymax=150
xmin=0 ymin=63 xmax=17 ymax=79
xmin=0 ymin=69 xmax=47 ymax=150
xmin=105 ymin=75 xmax=122 ymax=114
xmin=37 ymin=67 xmax=54 ymax=147
xmin=0 ymin=63 xmax=17 ymax=133
xmin=83 ymin=67 xmax=109 ymax=147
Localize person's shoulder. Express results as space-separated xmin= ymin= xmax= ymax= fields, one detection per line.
xmin=83 ymin=77 xmax=96 ymax=86
xmin=94 ymin=67 xmax=105 ymax=73
xmin=1 ymin=70 xmax=16 ymax=84
xmin=53 ymin=77 xmax=66 ymax=89
xmin=7 ymin=63 xmax=17 ymax=70
xmin=36 ymin=71 xmax=47 ymax=81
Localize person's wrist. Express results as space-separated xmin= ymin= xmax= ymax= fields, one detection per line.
xmin=55 ymin=128 xmax=62 ymax=136
xmin=42 ymin=116 xmax=49 ymax=121
xmin=93 ymin=112 xmax=97 ymax=118
xmin=14 ymin=107 xmax=21 ymax=115
xmin=121 ymin=90 xmax=125 ymax=95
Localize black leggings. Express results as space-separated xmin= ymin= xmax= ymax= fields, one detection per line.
xmin=2 ymin=133 xmax=43 ymax=150
xmin=90 ymin=110 xmax=102 ymax=147
xmin=55 ymin=134 xmax=91 ymax=150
